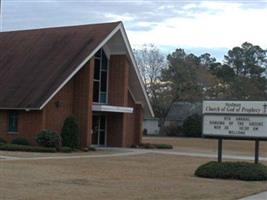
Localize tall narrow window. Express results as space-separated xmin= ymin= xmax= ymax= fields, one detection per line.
xmin=8 ymin=111 xmax=18 ymax=132
xmin=93 ymin=49 xmax=108 ymax=104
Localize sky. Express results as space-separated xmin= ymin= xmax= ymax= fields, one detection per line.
xmin=1 ymin=0 xmax=267 ymax=61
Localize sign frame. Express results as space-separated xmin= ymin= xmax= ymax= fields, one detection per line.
xmin=202 ymin=100 xmax=267 ymax=163
xmin=202 ymin=100 xmax=267 ymax=140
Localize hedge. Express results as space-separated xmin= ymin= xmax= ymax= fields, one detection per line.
xmin=11 ymin=137 xmax=31 ymax=146
xmin=0 ymin=144 xmax=57 ymax=153
xmin=195 ymin=161 xmax=267 ymax=181
xmin=0 ymin=137 xmax=6 ymax=145
xmin=138 ymin=143 xmax=173 ymax=149
xmin=59 ymin=146 xmax=73 ymax=153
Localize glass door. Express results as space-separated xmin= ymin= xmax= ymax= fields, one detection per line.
xmin=92 ymin=115 xmax=106 ymax=146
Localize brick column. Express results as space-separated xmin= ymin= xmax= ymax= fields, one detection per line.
xmin=108 ymin=55 xmax=130 ymax=147
xmin=73 ymin=59 xmax=94 ymax=148
xmin=134 ymin=103 xmax=144 ymax=145
xmin=108 ymin=55 xmax=129 ymax=106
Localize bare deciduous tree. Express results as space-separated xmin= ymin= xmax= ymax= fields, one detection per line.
xmin=133 ymin=44 xmax=166 ymax=95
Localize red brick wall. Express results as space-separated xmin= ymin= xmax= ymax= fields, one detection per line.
xmin=134 ymin=103 xmax=144 ymax=145
xmin=0 ymin=110 xmax=43 ymax=145
xmin=123 ymin=92 xmax=144 ymax=147
xmin=107 ymin=55 xmax=144 ymax=147
xmin=73 ymin=59 xmax=94 ymax=148
xmin=0 ymin=59 xmax=95 ymax=148
xmin=124 ymin=92 xmax=137 ymax=147
xmin=43 ymin=80 xmax=74 ymax=134
xmin=0 ymin=79 xmax=74 ymax=145
xmin=107 ymin=113 xmax=124 ymax=147
xmin=108 ymin=55 xmax=129 ymax=106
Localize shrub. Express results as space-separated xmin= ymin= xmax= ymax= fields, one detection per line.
xmin=61 ymin=116 xmax=80 ymax=148
xmin=11 ymin=137 xmax=31 ymax=146
xmin=153 ymin=143 xmax=173 ymax=149
xmin=0 ymin=144 xmax=57 ymax=153
xmin=161 ymin=125 xmax=183 ymax=137
xmin=141 ymin=143 xmax=156 ymax=149
xmin=183 ymin=114 xmax=202 ymax=137
xmin=195 ymin=161 xmax=267 ymax=181
xmin=143 ymin=128 xmax=148 ymax=136
xmin=59 ymin=146 xmax=73 ymax=153
xmin=139 ymin=143 xmax=173 ymax=149
xmin=36 ymin=129 xmax=61 ymax=148
xmin=89 ymin=146 xmax=96 ymax=151
xmin=0 ymin=137 xmax=6 ymax=145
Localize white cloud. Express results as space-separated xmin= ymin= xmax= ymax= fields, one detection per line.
xmin=104 ymin=13 xmax=135 ymax=22
xmin=182 ymin=3 xmax=198 ymax=10
xmin=128 ymin=1 xmax=267 ymax=49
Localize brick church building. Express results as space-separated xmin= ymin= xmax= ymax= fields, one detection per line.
xmin=0 ymin=22 xmax=154 ymax=147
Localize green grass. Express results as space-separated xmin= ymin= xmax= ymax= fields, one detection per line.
xmin=195 ymin=161 xmax=267 ymax=181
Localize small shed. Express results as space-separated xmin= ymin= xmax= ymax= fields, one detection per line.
xmin=144 ymin=118 xmax=160 ymax=135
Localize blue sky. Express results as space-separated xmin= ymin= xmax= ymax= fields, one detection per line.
xmin=1 ymin=0 xmax=267 ymax=61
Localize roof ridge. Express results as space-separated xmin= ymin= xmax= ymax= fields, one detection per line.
xmin=0 ymin=21 xmax=121 ymax=33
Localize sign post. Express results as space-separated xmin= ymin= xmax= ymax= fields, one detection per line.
xmin=218 ymin=139 xmax=222 ymax=163
xmin=255 ymin=140 xmax=260 ymax=164
xmin=203 ymin=101 xmax=267 ymax=163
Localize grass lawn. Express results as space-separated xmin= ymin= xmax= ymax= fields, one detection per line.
xmin=143 ymin=136 xmax=267 ymax=156
xmin=0 ymin=153 xmax=267 ymax=200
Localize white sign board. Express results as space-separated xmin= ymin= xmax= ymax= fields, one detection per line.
xmin=203 ymin=101 xmax=267 ymax=138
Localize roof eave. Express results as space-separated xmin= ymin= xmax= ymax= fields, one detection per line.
xmin=34 ymin=22 xmax=154 ymax=117
xmin=118 ymin=23 xmax=155 ymax=117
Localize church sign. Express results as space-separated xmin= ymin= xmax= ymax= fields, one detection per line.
xmin=203 ymin=101 xmax=267 ymax=139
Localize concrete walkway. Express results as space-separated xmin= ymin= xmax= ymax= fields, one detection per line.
xmin=0 ymin=149 xmax=149 ymax=161
xmin=239 ymin=191 xmax=267 ymax=200
xmin=99 ymin=147 xmax=267 ymax=162
xmin=143 ymin=149 xmax=267 ymax=161
xmin=2 ymin=147 xmax=267 ymax=162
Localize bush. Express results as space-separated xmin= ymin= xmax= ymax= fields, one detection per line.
xmin=59 ymin=146 xmax=73 ymax=153
xmin=140 ymin=143 xmax=156 ymax=149
xmin=143 ymin=128 xmax=148 ymax=136
xmin=195 ymin=161 xmax=267 ymax=181
xmin=183 ymin=114 xmax=202 ymax=137
xmin=0 ymin=144 xmax=57 ymax=152
xmin=139 ymin=143 xmax=173 ymax=149
xmin=0 ymin=137 xmax=6 ymax=145
xmin=161 ymin=125 xmax=183 ymax=137
xmin=153 ymin=143 xmax=173 ymax=149
xmin=11 ymin=137 xmax=31 ymax=146
xmin=89 ymin=146 xmax=96 ymax=151
xmin=36 ymin=129 xmax=61 ymax=148
xmin=61 ymin=116 xmax=80 ymax=148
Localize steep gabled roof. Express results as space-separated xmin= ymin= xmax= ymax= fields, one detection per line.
xmin=0 ymin=22 xmax=119 ymax=109
xmin=0 ymin=22 xmax=154 ymax=117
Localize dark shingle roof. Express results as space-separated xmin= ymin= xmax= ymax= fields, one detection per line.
xmin=166 ymin=102 xmax=202 ymax=121
xmin=0 ymin=22 xmax=120 ymax=109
